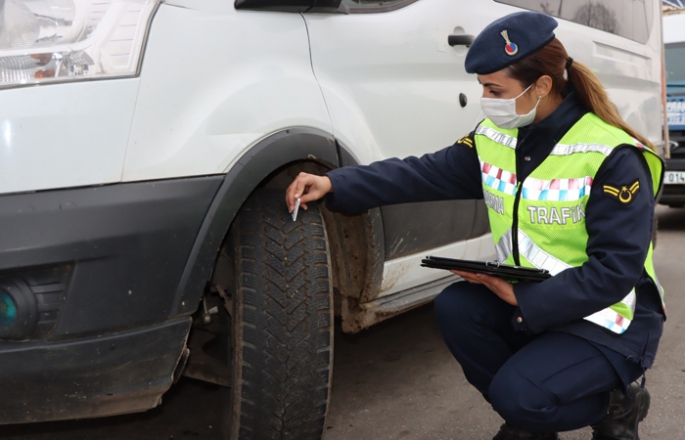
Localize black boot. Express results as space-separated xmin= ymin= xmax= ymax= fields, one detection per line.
xmin=591 ymin=382 xmax=650 ymax=440
xmin=492 ymin=423 xmax=559 ymax=440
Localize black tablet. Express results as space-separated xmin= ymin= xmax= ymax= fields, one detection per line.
xmin=421 ymin=256 xmax=551 ymax=282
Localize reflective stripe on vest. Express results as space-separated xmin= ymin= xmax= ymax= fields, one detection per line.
xmin=475 ymin=124 xmax=518 ymax=149
xmin=495 ymin=229 xmax=644 ymax=333
xmin=475 ymin=114 xmax=664 ymax=335
xmin=550 ymin=143 xmax=615 ymax=157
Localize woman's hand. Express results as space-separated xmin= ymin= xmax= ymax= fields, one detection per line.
xmin=451 ymin=270 xmax=518 ymax=306
xmin=285 ymin=172 xmax=333 ymax=212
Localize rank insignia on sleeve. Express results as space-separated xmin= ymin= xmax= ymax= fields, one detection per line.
xmin=457 ymin=135 xmax=474 ymax=148
xmin=603 ymin=180 xmax=639 ymax=204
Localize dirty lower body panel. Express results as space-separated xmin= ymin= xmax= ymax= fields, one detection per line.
xmin=0 ymin=317 xmax=191 ymax=424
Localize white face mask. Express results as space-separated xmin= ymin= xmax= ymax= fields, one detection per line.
xmin=480 ymin=84 xmax=541 ymax=129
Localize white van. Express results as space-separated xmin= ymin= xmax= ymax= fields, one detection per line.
xmin=0 ymin=0 xmax=663 ymax=438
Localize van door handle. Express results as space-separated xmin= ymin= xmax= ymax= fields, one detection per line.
xmin=448 ymin=34 xmax=475 ymax=47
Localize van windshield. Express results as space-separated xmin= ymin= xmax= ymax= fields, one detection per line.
xmin=666 ymin=42 xmax=685 ymax=94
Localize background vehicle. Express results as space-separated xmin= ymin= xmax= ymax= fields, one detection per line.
xmin=661 ymin=5 xmax=685 ymax=206
xmin=0 ymin=0 xmax=664 ymax=439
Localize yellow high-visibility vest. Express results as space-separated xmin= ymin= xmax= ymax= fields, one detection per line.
xmin=474 ymin=113 xmax=664 ymax=334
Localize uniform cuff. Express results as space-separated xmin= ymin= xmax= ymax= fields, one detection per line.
xmin=323 ymin=170 xmax=343 ymax=211
xmin=511 ymin=307 xmax=532 ymax=334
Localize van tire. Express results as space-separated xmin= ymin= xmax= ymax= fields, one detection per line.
xmin=224 ymin=188 xmax=333 ymax=440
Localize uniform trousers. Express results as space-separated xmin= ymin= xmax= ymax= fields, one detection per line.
xmin=434 ymin=282 xmax=642 ymax=433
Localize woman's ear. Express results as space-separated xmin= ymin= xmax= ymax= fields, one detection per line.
xmin=534 ymin=75 xmax=554 ymax=98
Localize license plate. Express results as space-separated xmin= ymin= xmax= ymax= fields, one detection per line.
xmin=664 ymin=171 xmax=685 ymax=185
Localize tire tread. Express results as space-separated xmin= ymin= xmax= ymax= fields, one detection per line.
xmin=230 ymin=189 xmax=333 ymax=440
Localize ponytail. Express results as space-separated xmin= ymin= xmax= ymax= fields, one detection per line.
xmin=505 ymin=38 xmax=655 ymax=151
xmin=567 ymin=60 xmax=655 ymax=150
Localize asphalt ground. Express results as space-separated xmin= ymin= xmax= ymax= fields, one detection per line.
xmin=1 ymin=205 xmax=683 ymax=440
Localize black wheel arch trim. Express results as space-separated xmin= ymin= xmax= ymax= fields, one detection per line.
xmin=234 ymin=0 xmax=341 ymax=13
xmin=171 ymin=127 xmax=383 ymax=316
xmin=234 ymin=0 xmax=421 ymax=14
xmin=339 ymin=0 xmax=421 ymax=14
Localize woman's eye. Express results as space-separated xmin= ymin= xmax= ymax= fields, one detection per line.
xmin=489 ymin=90 xmax=501 ymax=97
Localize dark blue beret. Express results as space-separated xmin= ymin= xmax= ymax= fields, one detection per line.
xmin=465 ymin=11 xmax=558 ymax=75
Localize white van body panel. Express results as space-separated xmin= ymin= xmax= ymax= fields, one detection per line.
xmin=121 ymin=4 xmax=332 ymax=182
xmin=0 ymin=80 xmax=139 ymax=195
xmin=304 ymin=0 xmax=486 ymax=167
xmin=664 ymin=12 xmax=685 ymax=44
xmin=379 ymin=234 xmax=495 ymax=296
xmin=557 ymin=19 xmax=662 ymax=146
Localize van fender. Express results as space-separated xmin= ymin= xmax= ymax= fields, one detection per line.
xmin=169 ymin=127 xmax=385 ymax=317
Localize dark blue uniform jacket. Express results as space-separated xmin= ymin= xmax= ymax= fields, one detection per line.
xmin=325 ymin=91 xmax=665 ymax=375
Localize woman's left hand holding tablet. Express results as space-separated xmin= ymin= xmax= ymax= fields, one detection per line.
xmin=451 ymin=270 xmax=518 ymax=306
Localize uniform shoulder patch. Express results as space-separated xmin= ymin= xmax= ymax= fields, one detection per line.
xmin=603 ymin=180 xmax=639 ymax=204
xmin=456 ymin=134 xmax=474 ymax=148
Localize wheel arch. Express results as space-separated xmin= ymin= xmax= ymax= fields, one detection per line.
xmin=170 ymin=127 xmax=385 ymax=318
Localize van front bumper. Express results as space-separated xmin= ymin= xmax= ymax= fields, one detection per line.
xmin=0 ymin=176 xmax=223 ymax=423
xmin=0 ymin=318 xmax=191 ymax=424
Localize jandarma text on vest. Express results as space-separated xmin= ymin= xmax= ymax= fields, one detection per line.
xmin=484 ymin=191 xmax=505 ymax=214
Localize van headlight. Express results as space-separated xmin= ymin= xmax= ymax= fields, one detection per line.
xmin=0 ymin=0 xmax=160 ymax=89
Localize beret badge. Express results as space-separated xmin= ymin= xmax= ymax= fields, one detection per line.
xmin=500 ymin=30 xmax=518 ymax=56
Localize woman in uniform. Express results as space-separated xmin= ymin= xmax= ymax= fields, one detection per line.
xmin=285 ymin=11 xmax=664 ymax=440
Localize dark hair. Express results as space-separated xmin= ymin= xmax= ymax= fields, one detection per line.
xmin=504 ymin=38 xmax=654 ymax=150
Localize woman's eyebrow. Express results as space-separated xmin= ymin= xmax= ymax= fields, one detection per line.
xmin=481 ymin=82 xmax=501 ymax=88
